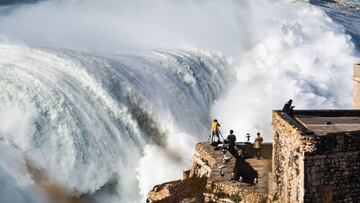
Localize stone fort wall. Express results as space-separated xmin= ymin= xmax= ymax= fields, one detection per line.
xmin=271 ymin=112 xmax=306 ymax=202
xmin=302 ymin=133 xmax=360 ymax=202
xmin=353 ymin=64 xmax=360 ymax=108
xmin=271 ymin=111 xmax=360 ymax=203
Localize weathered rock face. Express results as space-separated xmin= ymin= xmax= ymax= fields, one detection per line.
xmin=147 ymin=176 xmax=207 ymax=202
xmin=199 ymin=143 xmax=270 ymax=203
xmin=189 ymin=143 xmax=217 ymax=178
xmin=147 ymin=143 xmax=215 ymax=203
xmin=271 ymin=111 xmax=360 ymax=203
xmin=148 ymin=142 xmax=272 ymax=203
xmin=148 ymin=181 xmax=178 ymax=202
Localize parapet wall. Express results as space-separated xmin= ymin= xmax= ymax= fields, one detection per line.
xmin=235 ymin=143 xmax=272 ymax=159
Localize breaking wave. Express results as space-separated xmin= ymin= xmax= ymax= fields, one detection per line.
xmin=0 ymin=0 xmax=358 ymax=202
xmin=0 ymin=45 xmax=231 ymax=202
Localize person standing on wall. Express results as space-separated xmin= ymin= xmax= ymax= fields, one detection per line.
xmin=254 ymin=132 xmax=263 ymax=159
xmin=227 ymin=130 xmax=236 ymax=153
xmin=209 ymin=119 xmax=221 ymax=142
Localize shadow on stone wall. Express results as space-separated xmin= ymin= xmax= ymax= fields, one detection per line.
xmin=234 ymin=157 xmax=258 ymax=184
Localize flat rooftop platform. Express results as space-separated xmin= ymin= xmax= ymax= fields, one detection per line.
xmin=279 ymin=110 xmax=360 ymax=136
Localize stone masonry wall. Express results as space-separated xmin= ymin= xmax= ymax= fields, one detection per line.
xmin=271 ymin=112 xmax=305 ymax=203
xmin=304 ymin=151 xmax=360 ymax=202
xmin=353 ymin=64 xmax=360 ymax=108
xmin=272 ymin=111 xmax=360 ymax=203
xmin=302 ymin=133 xmax=360 ymax=202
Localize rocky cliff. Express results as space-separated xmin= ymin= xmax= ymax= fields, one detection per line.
xmin=147 ymin=142 xmax=272 ymax=203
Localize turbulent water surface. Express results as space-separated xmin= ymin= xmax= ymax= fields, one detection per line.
xmin=0 ymin=0 xmax=358 ymax=202
xmin=0 ymin=45 xmax=230 ymax=202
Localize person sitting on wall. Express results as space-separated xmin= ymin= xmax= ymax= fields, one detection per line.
xmin=227 ymin=130 xmax=236 ymax=153
xmin=209 ymin=119 xmax=222 ymax=143
xmin=283 ymin=99 xmax=295 ymax=116
xmin=254 ymin=132 xmax=263 ymax=160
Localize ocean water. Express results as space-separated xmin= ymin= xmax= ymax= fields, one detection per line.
xmin=0 ymin=0 xmax=358 ymax=202
xmin=310 ymin=0 xmax=360 ymax=49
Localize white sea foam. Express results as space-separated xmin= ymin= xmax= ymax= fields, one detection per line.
xmin=212 ymin=2 xmax=357 ymax=141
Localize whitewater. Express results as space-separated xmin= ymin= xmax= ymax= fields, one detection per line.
xmin=0 ymin=0 xmax=358 ymax=203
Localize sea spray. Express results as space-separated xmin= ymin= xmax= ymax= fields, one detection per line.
xmin=212 ymin=2 xmax=357 ymax=141
xmin=0 ymin=142 xmax=47 ymax=203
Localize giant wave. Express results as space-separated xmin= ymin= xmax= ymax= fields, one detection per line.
xmin=0 ymin=45 xmax=231 ymax=202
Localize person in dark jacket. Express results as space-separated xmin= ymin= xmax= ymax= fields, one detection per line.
xmin=227 ymin=130 xmax=236 ymax=153
xmin=283 ymin=99 xmax=295 ymax=115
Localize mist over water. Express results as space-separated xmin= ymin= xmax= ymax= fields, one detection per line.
xmin=0 ymin=0 xmax=358 ymax=202
xmin=213 ymin=1 xmax=357 ymax=138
